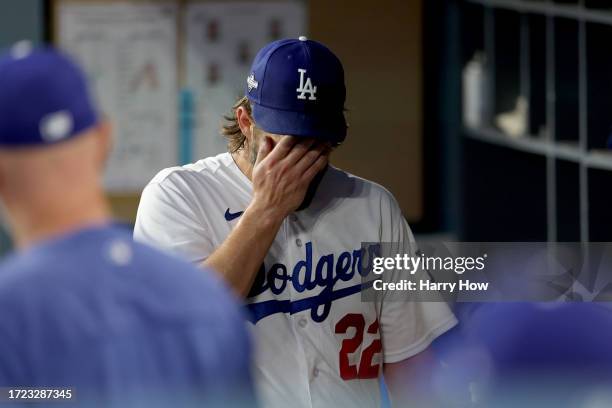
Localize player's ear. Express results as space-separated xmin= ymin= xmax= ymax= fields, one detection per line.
xmin=94 ymin=119 xmax=113 ymax=168
xmin=0 ymin=152 xmax=7 ymax=194
xmin=0 ymin=162 xmax=4 ymax=194
xmin=236 ymin=105 xmax=254 ymax=142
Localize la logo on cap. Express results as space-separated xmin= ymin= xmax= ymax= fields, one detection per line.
xmin=296 ymin=68 xmax=316 ymax=100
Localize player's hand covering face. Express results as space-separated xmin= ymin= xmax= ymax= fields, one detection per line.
xmin=250 ymin=134 xmax=330 ymax=217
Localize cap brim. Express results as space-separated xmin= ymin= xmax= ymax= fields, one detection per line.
xmin=251 ymin=102 xmax=347 ymax=143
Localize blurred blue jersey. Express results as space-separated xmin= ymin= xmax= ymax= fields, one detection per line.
xmin=0 ymin=224 xmax=254 ymax=407
xmin=433 ymin=302 xmax=612 ymax=408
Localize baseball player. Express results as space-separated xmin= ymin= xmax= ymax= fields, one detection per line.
xmin=135 ymin=37 xmax=457 ymax=407
xmin=0 ymin=45 xmax=254 ymax=407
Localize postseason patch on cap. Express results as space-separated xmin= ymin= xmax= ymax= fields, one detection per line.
xmin=0 ymin=43 xmax=98 ymax=147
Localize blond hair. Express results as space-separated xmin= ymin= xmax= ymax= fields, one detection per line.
xmin=221 ymin=96 xmax=251 ymax=153
xmin=221 ymin=95 xmax=347 ymax=151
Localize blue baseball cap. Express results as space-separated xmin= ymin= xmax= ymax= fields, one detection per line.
xmin=246 ymin=36 xmax=347 ymax=144
xmin=0 ymin=42 xmax=98 ymax=148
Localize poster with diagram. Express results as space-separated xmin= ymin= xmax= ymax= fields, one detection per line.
xmin=184 ymin=1 xmax=306 ymax=160
xmin=57 ymin=2 xmax=178 ymax=192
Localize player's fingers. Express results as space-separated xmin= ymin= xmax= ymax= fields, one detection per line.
xmin=281 ymin=138 xmax=316 ymax=166
xmin=294 ymin=142 xmax=328 ymax=173
xmin=301 ymin=153 xmax=329 ymax=183
xmin=255 ymin=136 xmax=273 ymax=167
xmin=265 ymin=135 xmax=299 ymax=163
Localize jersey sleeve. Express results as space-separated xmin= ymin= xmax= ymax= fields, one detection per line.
xmin=134 ymin=179 xmax=214 ymax=264
xmin=377 ymin=191 xmax=458 ymax=364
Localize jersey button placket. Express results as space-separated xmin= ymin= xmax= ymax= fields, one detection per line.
xmin=312 ymin=367 xmax=320 ymax=379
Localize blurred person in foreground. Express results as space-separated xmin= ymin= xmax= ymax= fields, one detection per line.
xmin=433 ymin=302 xmax=612 ymax=408
xmin=0 ymin=44 xmax=254 ymax=407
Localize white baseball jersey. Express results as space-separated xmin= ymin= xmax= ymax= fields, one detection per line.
xmin=134 ymin=152 xmax=457 ymax=408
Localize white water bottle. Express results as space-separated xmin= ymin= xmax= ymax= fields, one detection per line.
xmin=463 ymin=52 xmax=489 ymax=129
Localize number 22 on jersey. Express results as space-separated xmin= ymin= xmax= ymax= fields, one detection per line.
xmin=335 ymin=313 xmax=382 ymax=380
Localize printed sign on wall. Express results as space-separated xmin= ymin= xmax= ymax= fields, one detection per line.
xmin=184 ymin=1 xmax=306 ymax=159
xmin=58 ymin=2 xmax=178 ymax=192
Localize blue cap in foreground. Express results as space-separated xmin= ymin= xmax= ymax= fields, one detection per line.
xmin=0 ymin=42 xmax=98 ymax=147
xmin=246 ymin=36 xmax=347 ymax=144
